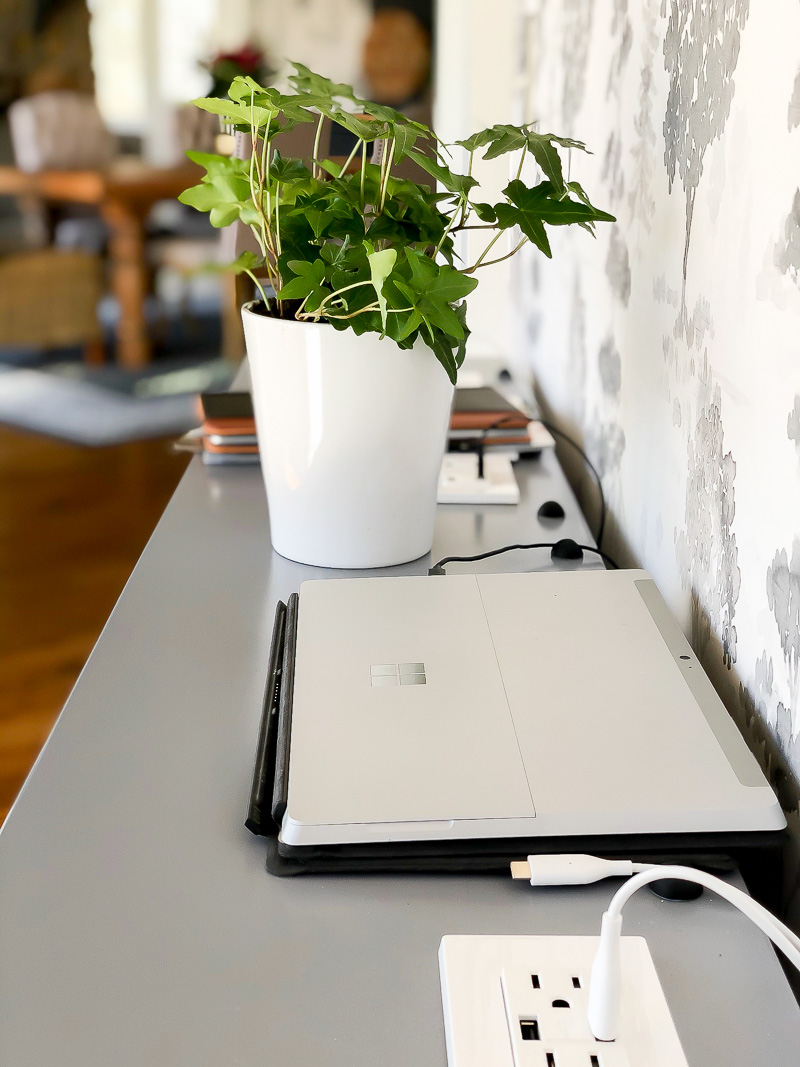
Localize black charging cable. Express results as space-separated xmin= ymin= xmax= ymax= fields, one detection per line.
xmin=536 ymin=419 xmax=606 ymax=549
xmin=450 ymin=410 xmax=607 ymax=549
xmin=449 ymin=413 xmax=527 ymax=480
xmin=428 ymin=541 xmax=620 ymax=575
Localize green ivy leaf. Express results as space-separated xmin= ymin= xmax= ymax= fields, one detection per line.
xmin=366 ymin=247 xmax=397 ymax=332
xmin=406 ymin=248 xmax=439 ymax=289
xmin=428 ymin=328 xmax=460 ymax=385
xmin=454 ymin=127 xmax=502 ymax=153
xmin=227 ymin=75 xmax=268 ymax=103
xmin=524 ymin=133 xmax=563 ymax=192
xmin=482 ymin=125 xmax=529 ymax=159
xmin=353 ymin=99 xmax=433 ymax=138
xmin=269 ymin=151 xmax=312 ymax=184
xmin=455 ymin=124 xmax=528 ymax=160
xmin=269 ymin=90 xmax=318 ymax=126
xmin=406 ymin=150 xmax=478 ymax=196
xmin=503 ymin=179 xmax=615 ymax=228
xmin=389 ymin=122 xmax=420 ymax=163
xmin=316 ymin=158 xmax=343 ymax=178
xmin=318 ymin=238 xmax=354 ymax=272
xmin=189 ymin=95 xmax=276 ymax=131
xmin=409 ymin=250 xmax=478 ymax=305
xmin=223 ymin=250 xmax=264 ymax=274
xmin=179 ymin=152 xmax=257 ymax=229
xmin=288 ymin=61 xmax=356 ymax=100
xmin=178 ymin=182 xmax=220 ymax=213
xmin=525 ymin=131 xmax=588 ymax=192
xmin=472 ymin=202 xmax=497 ymax=223
xmin=387 ymin=250 xmax=478 ymax=358
xmin=566 ymin=180 xmax=592 ymax=206
xmin=276 ymin=259 xmax=327 ymax=301
xmin=493 ymin=202 xmax=552 ymax=258
xmin=394 ymin=308 xmax=425 ymax=342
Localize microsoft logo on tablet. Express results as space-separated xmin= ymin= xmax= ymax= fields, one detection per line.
xmin=370 ymin=663 xmax=426 ymax=687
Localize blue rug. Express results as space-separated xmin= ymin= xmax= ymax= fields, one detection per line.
xmin=0 ymin=357 xmax=234 ymax=446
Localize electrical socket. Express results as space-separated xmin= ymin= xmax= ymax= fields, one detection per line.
xmin=439 ymin=935 xmax=689 ymax=1067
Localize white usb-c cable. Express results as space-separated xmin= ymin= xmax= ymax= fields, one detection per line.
xmin=510 ymin=854 xmax=652 ymax=885
xmin=511 ymin=854 xmax=800 ymax=1042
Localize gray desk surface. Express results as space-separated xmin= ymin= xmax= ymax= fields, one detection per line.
xmin=1 ymin=452 xmax=799 ymax=1066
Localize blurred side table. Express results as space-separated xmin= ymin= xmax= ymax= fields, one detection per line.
xmin=0 ymin=159 xmax=200 ymax=368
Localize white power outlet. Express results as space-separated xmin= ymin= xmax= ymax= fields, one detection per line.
xmin=439 ymin=935 xmax=689 ymax=1067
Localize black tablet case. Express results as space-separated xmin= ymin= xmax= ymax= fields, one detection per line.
xmin=245 ymin=597 xmax=784 ymax=899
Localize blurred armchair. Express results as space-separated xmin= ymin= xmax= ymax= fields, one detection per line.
xmin=8 ymin=90 xmax=117 ymax=173
xmin=2 ymin=91 xmax=112 ymax=362
xmin=8 ymin=90 xmax=114 ymax=255
xmin=0 ymin=248 xmax=104 ymax=363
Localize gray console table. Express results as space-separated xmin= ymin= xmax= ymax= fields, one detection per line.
xmin=1 ymin=451 xmax=799 ymax=1066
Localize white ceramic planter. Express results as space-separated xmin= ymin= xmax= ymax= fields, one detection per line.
xmin=242 ymin=304 xmax=454 ymax=568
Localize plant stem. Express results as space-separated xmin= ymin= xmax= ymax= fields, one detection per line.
xmin=248 ymin=103 xmax=274 ymax=266
xmin=245 ymin=268 xmax=270 ymax=309
xmin=301 ymin=302 xmax=418 ymax=323
xmin=435 ymin=205 xmax=460 ymax=255
xmin=515 ymin=146 xmax=526 ymax=181
xmin=248 ymin=155 xmax=270 ymax=259
xmin=378 ymin=140 xmax=388 ymax=210
xmin=360 ymin=138 xmax=367 ymax=209
xmin=457 ymin=152 xmax=475 ymax=227
xmin=262 ymin=120 xmax=272 ymax=224
xmin=302 ymin=302 xmax=381 ymax=321
xmin=339 ymin=138 xmax=361 ymax=177
xmin=261 ymin=122 xmax=270 ymax=184
xmin=310 ymin=279 xmax=374 ymax=319
xmin=466 ymin=236 xmax=528 ymax=272
xmin=293 ymin=290 xmax=314 ymax=319
xmin=275 ymin=183 xmax=282 ymax=256
xmin=378 ymin=138 xmax=395 ymax=214
xmin=464 ymin=229 xmax=504 ymax=273
xmin=312 ymin=111 xmax=325 ymax=179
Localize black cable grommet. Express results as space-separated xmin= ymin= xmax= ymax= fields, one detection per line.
xmin=648 ymin=878 xmax=704 ymax=901
xmin=550 ymin=538 xmax=584 ymax=562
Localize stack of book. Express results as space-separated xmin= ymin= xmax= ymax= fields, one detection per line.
xmin=448 ymin=386 xmax=546 ymax=455
xmin=174 ymin=385 xmax=552 ymax=466
xmin=200 ymin=392 xmax=259 ymax=466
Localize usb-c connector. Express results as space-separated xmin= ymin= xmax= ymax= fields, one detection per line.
xmin=510 ymin=853 xmax=651 ymax=886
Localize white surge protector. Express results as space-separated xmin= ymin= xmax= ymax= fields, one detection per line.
xmin=439 ymin=934 xmax=689 ymax=1067
xmin=438 ymin=452 xmax=520 ymax=504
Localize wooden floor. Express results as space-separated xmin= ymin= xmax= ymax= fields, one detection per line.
xmin=0 ymin=426 xmax=189 ymax=825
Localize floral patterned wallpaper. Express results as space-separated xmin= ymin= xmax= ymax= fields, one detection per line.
xmin=514 ymin=0 xmax=800 ymax=908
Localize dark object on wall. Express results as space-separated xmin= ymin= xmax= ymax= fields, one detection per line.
xmin=374 ymin=0 xmax=433 ymax=33
xmin=1 ymin=0 xmax=94 ymax=109
xmin=363 ymin=5 xmax=432 ymax=108
xmin=25 ymin=0 xmax=95 ymax=97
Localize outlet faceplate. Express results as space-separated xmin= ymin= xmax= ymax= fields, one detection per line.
xmin=439 ymin=935 xmax=689 ymax=1067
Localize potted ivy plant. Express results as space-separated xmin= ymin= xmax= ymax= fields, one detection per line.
xmin=180 ymin=64 xmax=613 ymax=568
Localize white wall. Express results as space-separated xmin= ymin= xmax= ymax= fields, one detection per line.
xmin=89 ymin=0 xmax=371 ymax=160
xmin=434 ymin=0 xmax=518 ymax=362
xmin=514 ymin=0 xmax=800 ymax=919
